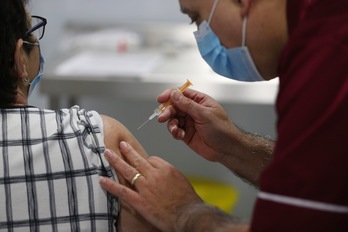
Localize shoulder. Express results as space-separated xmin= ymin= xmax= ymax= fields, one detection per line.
xmin=100 ymin=114 xmax=149 ymax=158
xmin=100 ymin=114 xmax=128 ymax=141
xmin=59 ymin=106 xmax=148 ymax=158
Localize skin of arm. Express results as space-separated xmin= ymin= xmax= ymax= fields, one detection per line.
xmin=101 ymin=115 xmax=160 ymax=232
xmin=176 ymin=204 xmax=250 ymax=232
xmin=157 ymin=88 xmax=274 ymax=186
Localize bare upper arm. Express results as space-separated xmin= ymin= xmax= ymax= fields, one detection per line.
xmin=101 ymin=114 xmax=148 ymax=159
xmin=100 ymin=114 xmax=156 ymax=232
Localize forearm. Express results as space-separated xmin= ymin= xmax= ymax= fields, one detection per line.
xmin=222 ymin=128 xmax=274 ymax=186
xmin=176 ymin=204 xmax=249 ymax=232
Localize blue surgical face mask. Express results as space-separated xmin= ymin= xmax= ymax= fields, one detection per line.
xmin=28 ymin=47 xmax=45 ymax=96
xmin=193 ymin=0 xmax=264 ymax=82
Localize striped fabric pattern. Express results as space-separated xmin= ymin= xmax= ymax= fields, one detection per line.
xmin=0 ymin=105 xmax=118 ymax=232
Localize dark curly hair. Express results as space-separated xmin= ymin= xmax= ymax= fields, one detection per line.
xmin=0 ymin=0 xmax=33 ymax=106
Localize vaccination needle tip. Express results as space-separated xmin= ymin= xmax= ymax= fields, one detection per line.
xmin=137 ymin=79 xmax=193 ymax=130
xmin=137 ymin=119 xmax=150 ymax=130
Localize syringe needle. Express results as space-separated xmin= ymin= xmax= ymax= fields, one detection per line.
xmin=137 ymin=119 xmax=150 ymax=130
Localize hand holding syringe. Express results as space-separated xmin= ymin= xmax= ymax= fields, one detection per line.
xmin=137 ymin=79 xmax=193 ymax=130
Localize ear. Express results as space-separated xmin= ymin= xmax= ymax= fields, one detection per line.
xmin=13 ymin=39 xmax=28 ymax=79
xmin=240 ymin=0 xmax=252 ymax=17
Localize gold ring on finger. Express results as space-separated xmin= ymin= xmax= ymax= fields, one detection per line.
xmin=131 ymin=173 xmax=142 ymax=186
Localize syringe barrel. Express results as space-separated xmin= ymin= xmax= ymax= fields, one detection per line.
xmin=151 ymin=79 xmax=192 ymax=119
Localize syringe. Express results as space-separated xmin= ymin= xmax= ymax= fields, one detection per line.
xmin=137 ymin=79 xmax=193 ymax=130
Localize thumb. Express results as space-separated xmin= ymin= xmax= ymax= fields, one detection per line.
xmin=170 ymin=89 xmax=201 ymax=119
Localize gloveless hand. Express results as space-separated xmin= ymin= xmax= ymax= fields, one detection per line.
xmin=157 ymin=88 xmax=240 ymax=163
xmin=100 ymin=142 xmax=203 ymax=232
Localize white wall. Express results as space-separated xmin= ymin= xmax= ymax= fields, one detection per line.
xmin=27 ymin=0 xmax=277 ymax=221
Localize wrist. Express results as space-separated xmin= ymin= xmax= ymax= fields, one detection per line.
xmin=175 ymin=203 xmax=240 ymax=232
xmin=220 ymin=127 xmax=274 ymax=186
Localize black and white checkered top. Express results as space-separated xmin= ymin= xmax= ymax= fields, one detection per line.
xmin=0 ymin=105 xmax=118 ymax=232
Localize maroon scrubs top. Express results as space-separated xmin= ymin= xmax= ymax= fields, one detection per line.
xmin=251 ymin=0 xmax=348 ymax=231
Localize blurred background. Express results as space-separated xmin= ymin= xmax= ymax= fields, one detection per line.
xmin=28 ymin=0 xmax=278 ymax=222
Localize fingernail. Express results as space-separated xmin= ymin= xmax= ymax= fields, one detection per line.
xmin=99 ymin=177 xmax=107 ymax=185
xmin=104 ymin=149 xmax=115 ymax=159
xmin=179 ymin=130 xmax=185 ymax=139
xmin=99 ymin=176 xmax=108 ymax=186
xmin=120 ymin=141 xmax=128 ymax=149
xmin=172 ymin=89 xmax=181 ymax=101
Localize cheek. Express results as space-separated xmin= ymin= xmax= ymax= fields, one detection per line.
xmin=29 ymin=55 xmax=40 ymax=78
xmin=211 ymin=13 xmax=244 ymax=48
xmin=214 ymin=24 xmax=242 ymax=48
xmin=220 ymin=33 xmax=241 ymax=48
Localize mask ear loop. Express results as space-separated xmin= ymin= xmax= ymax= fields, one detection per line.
xmin=242 ymin=16 xmax=247 ymax=47
xmin=208 ymin=0 xmax=219 ymax=24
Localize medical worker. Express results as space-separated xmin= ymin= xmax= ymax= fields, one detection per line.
xmin=100 ymin=0 xmax=348 ymax=231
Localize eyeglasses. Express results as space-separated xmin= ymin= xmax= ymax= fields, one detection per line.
xmin=24 ymin=15 xmax=47 ymax=40
xmin=23 ymin=41 xmax=39 ymax=46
